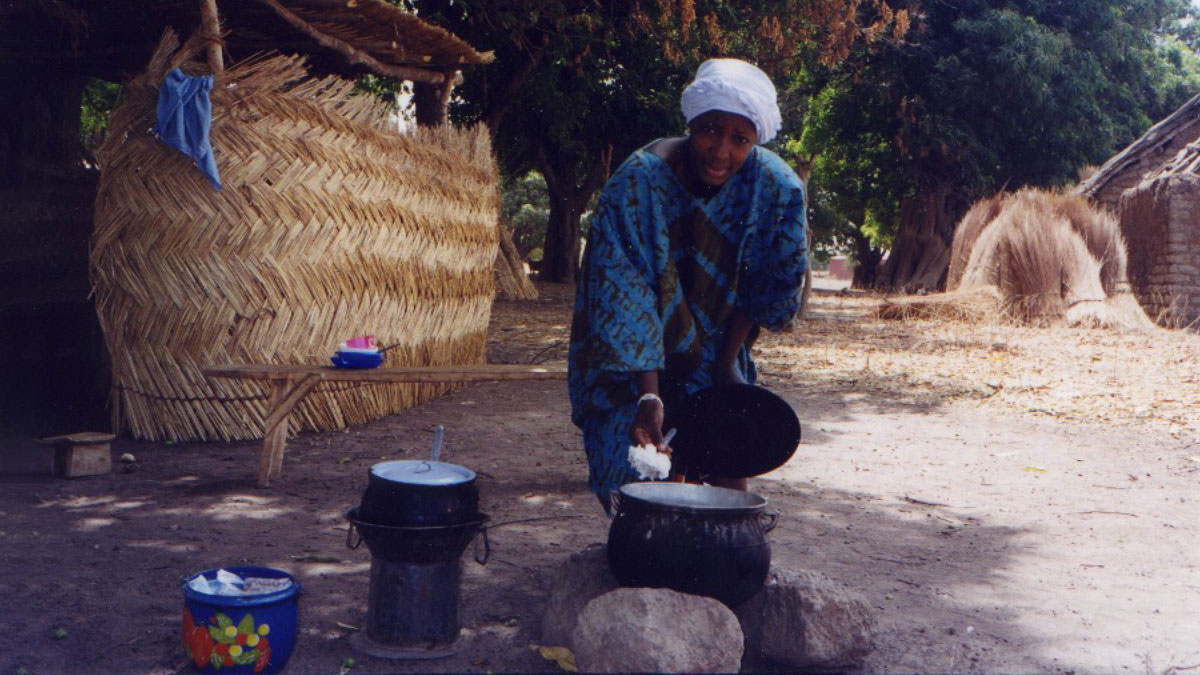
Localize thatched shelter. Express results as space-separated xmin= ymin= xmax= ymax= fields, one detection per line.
xmin=882 ymin=189 xmax=1153 ymax=331
xmin=0 ymin=1 xmax=495 ymax=437
xmin=92 ymin=31 xmax=501 ymax=441
xmin=1116 ymin=142 xmax=1200 ymax=327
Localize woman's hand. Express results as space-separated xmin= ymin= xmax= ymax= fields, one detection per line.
xmin=630 ymin=396 xmax=671 ymax=455
xmin=714 ymin=308 xmax=755 ymax=386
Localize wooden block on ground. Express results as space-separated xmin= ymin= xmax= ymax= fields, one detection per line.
xmin=41 ymin=432 xmax=116 ymax=478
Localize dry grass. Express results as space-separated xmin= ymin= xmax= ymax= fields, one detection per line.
xmin=758 ymin=290 xmax=1200 ymax=440
xmin=919 ymin=188 xmax=1154 ymax=331
xmin=492 ymin=282 xmax=1200 ymax=442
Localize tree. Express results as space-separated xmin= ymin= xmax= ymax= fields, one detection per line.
xmin=501 ymin=171 xmax=551 ymax=260
xmin=409 ymin=0 xmax=910 ymax=283
xmin=793 ymin=0 xmax=1200 ymax=290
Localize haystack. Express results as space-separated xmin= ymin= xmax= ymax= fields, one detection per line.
xmin=494 ymin=223 xmax=538 ymax=300
xmin=90 ymin=32 xmax=501 ymax=441
xmin=880 ymin=188 xmax=1154 ymax=331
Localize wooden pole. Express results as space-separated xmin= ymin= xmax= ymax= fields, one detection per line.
xmin=199 ymin=0 xmax=224 ymax=74
xmin=257 ymin=0 xmax=447 ymax=84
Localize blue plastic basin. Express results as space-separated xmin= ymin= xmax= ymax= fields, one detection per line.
xmin=181 ymin=566 xmax=301 ymax=674
xmin=329 ymin=351 xmax=383 ymax=369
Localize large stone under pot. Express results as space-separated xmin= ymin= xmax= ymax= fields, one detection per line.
xmin=607 ymin=482 xmax=777 ymax=607
xmin=358 ymin=459 xmax=480 ymax=527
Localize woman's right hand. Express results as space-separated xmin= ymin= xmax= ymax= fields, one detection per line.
xmin=630 ymin=397 xmax=671 ymax=455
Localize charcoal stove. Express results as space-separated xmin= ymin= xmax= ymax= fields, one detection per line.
xmin=345 ymin=507 xmax=489 ymax=658
xmin=343 ymin=448 xmax=490 ymax=659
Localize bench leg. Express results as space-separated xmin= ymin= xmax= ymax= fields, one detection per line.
xmin=257 ymin=374 xmax=322 ymax=487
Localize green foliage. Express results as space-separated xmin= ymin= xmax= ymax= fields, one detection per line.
xmin=405 ymin=0 xmax=908 ymax=279
xmin=789 ymin=0 xmax=1200 ymax=259
xmin=80 ymin=78 xmax=120 ymax=158
xmin=501 ymin=172 xmax=550 ymax=258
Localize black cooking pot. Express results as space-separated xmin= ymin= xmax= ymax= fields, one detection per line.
xmin=358 ymin=460 xmax=480 ymax=527
xmin=606 ymin=482 xmax=777 ymax=607
xmin=346 ymin=507 xmax=489 ymax=565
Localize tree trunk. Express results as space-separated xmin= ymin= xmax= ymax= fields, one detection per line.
xmin=850 ymin=225 xmax=884 ymax=289
xmin=798 ymin=254 xmax=813 ymax=318
xmin=540 ymin=192 xmax=588 ymax=284
xmin=535 ymin=143 xmax=613 ymax=284
xmin=875 ymin=183 xmax=967 ymax=291
xmin=494 ymin=221 xmax=538 ymax=300
xmin=413 ymin=74 xmax=455 ymax=128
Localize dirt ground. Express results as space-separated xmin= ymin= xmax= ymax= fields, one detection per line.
xmin=2 ymin=278 xmax=1198 ymax=675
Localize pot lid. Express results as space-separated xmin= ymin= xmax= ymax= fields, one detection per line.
xmin=666 ymin=384 xmax=801 ymax=479
xmin=619 ymin=482 xmax=766 ymax=511
xmin=370 ymin=460 xmax=475 ymax=486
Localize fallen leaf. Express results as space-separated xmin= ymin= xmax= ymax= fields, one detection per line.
xmin=530 ymin=644 xmax=577 ymax=672
xmin=1023 ymin=465 xmax=1048 ymax=473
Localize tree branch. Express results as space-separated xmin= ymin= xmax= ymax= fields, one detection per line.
xmin=534 ymin=141 xmax=562 ymax=197
xmin=483 ymin=36 xmax=548 ymax=130
xmin=581 ymin=143 xmax=614 ymax=196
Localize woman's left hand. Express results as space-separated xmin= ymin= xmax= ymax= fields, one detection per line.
xmin=714 ymin=309 xmax=754 ymax=386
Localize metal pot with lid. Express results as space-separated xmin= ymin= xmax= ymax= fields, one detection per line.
xmin=357 ymin=426 xmax=480 ymax=527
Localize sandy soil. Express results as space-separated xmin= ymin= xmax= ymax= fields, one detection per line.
xmin=1 ymin=279 xmax=1198 ymax=675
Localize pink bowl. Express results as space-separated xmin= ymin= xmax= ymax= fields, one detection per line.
xmin=343 ymin=335 xmax=377 ymax=350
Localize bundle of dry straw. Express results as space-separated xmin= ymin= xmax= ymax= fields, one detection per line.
xmin=91 ymin=31 xmax=501 ymax=441
xmin=879 ymin=188 xmax=1154 ymax=331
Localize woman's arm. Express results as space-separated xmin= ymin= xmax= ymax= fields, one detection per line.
xmin=714 ymin=307 xmax=755 ymax=385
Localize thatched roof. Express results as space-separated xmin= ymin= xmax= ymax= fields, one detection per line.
xmin=1076 ymin=91 xmax=1200 ymax=205
xmin=0 ymin=0 xmax=492 ymax=83
xmin=1142 ymin=140 xmax=1200 ymax=181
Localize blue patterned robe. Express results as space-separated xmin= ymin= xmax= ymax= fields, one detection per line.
xmin=568 ymin=142 xmax=808 ymax=501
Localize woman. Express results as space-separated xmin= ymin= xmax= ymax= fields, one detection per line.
xmin=567 ymin=58 xmax=808 ymax=513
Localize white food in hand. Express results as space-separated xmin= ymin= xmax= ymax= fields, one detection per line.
xmin=628 ymin=443 xmax=671 ymax=480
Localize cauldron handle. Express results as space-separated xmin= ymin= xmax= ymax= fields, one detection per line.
xmin=473 ymin=527 xmax=490 ymax=565
xmin=759 ymin=511 xmax=779 ymax=533
xmin=346 ymin=522 xmax=364 ymax=550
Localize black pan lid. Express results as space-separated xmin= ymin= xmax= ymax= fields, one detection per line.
xmin=668 ymin=383 xmax=800 ymax=479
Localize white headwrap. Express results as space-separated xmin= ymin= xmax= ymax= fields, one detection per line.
xmin=681 ymin=58 xmax=781 ymax=145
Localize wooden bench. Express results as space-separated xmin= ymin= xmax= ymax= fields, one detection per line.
xmin=202 ymin=364 xmax=567 ymax=486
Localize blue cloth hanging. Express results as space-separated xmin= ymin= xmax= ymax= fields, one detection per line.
xmin=154 ymin=68 xmax=222 ymax=190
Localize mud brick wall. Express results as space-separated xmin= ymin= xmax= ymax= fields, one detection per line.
xmin=1119 ymin=174 xmax=1200 ymax=327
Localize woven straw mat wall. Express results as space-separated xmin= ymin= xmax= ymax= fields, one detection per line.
xmin=91 ymin=45 xmax=500 ymax=442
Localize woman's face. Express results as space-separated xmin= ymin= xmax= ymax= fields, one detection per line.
xmin=685 ymin=110 xmax=757 ymax=188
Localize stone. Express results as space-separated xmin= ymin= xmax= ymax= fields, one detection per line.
xmin=539 ymin=543 xmax=619 ymax=647
xmin=572 ymin=587 xmax=744 ymax=673
xmin=735 ymin=568 xmax=875 ymax=669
